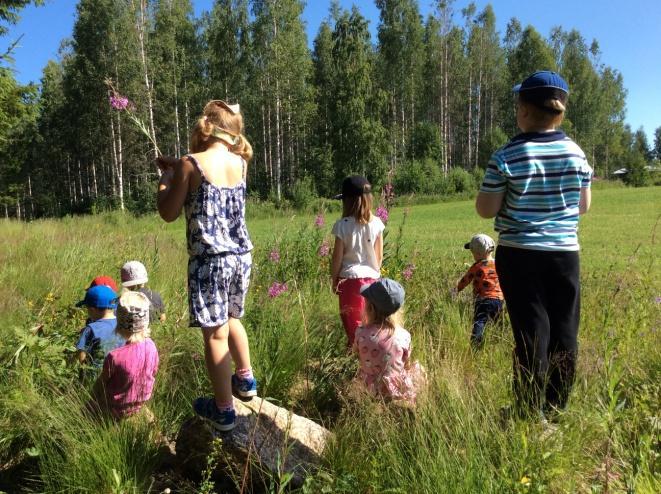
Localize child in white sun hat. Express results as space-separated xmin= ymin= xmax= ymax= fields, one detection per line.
xmin=91 ymin=290 xmax=159 ymax=420
xmin=120 ymin=261 xmax=166 ymax=322
xmin=455 ymin=233 xmax=504 ymax=348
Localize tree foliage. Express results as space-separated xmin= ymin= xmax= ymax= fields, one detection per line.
xmin=0 ymin=0 xmax=654 ymax=218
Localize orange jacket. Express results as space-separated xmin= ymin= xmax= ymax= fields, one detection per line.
xmin=457 ymin=259 xmax=503 ymax=300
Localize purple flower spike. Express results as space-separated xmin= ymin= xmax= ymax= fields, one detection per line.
xmin=402 ymin=263 xmax=415 ymax=281
xmin=269 ymin=249 xmax=280 ymax=263
xmin=314 ymin=214 xmax=325 ymax=228
xmin=318 ymin=240 xmax=330 ymax=257
xmin=655 ymin=296 xmax=661 ymax=304
xmin=109 ymin=94 xmax=129 ymax=111
xmin=376 ymin=206 xmax=389 ymax=223
xmin=268 ymin=281 xmax=288 ymax=298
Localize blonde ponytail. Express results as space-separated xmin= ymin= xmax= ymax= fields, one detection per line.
xmin=230 ymin=134 xmax=253 ymax=162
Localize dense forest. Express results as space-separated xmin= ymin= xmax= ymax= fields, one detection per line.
xmin=1 ymin=0 xmax=660 ymax=218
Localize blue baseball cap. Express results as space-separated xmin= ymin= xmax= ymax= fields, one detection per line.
xmin=513 ymin=71 xmax=569 ymax=95
xmin=360 ymin=278 xmax=405 ymax=316
xmin=76 ymin=285 xmax=118 ymax=309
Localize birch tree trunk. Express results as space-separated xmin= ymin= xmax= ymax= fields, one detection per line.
xmin=172 ymin=48 xmax=181 ymax=155
xmin=474 ymin=49 xmax=483 ymax=169
xmin=28 ymin=175 xmax=34 ymax=220
xmin=467 ymin=70 xmax=472 ymax=169
xmin=92 ymin=160 xmax=98 ymax=197
xmin=136 ymin=0 xmax=158 ymax=158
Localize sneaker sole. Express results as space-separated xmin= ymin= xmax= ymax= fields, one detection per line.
xmin=234 ymin=388 xmax=257 ymax=399
xmin=198 ymin=414 xmax=236 ymax=432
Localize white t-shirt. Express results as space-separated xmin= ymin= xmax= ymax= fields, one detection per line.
xmin=331 ymin=215 xmax=385 ymax=279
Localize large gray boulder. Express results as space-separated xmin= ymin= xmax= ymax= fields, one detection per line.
xmin=175 ymin=397 xmax=332 ymax=489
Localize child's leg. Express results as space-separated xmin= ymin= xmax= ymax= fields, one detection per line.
xmin=496 ymin=246 xmax=551 ymax=415
xmin=227 ymin=252 xmax=253 ymax=375
xmin=228 ymin=318 xmax=251 ymax=371
xmin=202 ymin=324 xmax=233 ymax=406
xmin=471 ymin=300 xmax=490 ymax=347
xmin=545 ymin=251 xmax=580 ymax=411
xmin=338 ymin=278 xmax=376 ymax=346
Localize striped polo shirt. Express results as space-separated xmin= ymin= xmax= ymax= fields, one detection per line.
xmin=480 ymin=131 xmax=592 ymax=251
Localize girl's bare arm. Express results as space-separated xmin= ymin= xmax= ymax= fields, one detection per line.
xmin=374 ymin=233 xmax=383 ymax=267
xmin=157 ymin=157 xmax=194 ymax=222
xmin=331 ymin=237 xmax=344 ymax=294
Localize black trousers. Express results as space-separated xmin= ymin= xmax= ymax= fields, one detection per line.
xmin=495 ymin=245 xmax=580 ymax=413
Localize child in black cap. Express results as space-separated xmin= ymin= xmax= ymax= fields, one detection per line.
xmin=331 ymin=176 xmax=385 ymax=347
xmin=476 ymin=71 xmax=593 ymax=420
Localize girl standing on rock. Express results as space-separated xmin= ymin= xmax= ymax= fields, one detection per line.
xmin=156 ymin=100 xmax=257 ymax=432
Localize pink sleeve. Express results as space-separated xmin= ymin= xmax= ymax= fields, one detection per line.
xmin=397 ymin=329 xmax=411 ymax=362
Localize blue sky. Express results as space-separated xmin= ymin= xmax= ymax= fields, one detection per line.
xmin=2 ymin=0 xmax=659 ymax=141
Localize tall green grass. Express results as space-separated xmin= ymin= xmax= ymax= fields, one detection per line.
xmin=0 ymin=186 xmax=659 ymax=493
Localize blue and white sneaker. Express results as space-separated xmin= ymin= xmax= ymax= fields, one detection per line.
xmin=193 ymin=397 xmax=236 ymax=432
xmin=231 ymin=374 xmax=257 ymax=399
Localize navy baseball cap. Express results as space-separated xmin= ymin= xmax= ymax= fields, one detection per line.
xmin=334 ymin=175 xmax=371 ymax=200
xmin=360 ymin=278 xmax=405 ymax=316
xmin=76 ymin=285 xmax=118 ymax=309
xmin=513 ymin=71 xmax=569 ymax=95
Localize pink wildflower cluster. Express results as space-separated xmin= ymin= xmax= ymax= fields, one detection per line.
xmin=109 ymin=94 xmax=129 ymax=111
xmin=268 ymin=281 xmax=288 ymax=298
xmin=402 ymin=263 xmax=415 ymax=281
xmin=269 ymin=249 xmax=281 ymax=263
xmin=318 ymin=240 xmax=330 ymax=257
xmin=375 ymin=206 xmax=389 ymax=223
xmin=314 ymin=214 xmax=325 ymax=228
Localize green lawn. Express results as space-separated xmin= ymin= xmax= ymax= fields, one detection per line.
xmin=0 ymin=186 xmax=659 ymax=493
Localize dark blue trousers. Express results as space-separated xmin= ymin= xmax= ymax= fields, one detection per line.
xmin=472 ymin=298 xmax=503 ymax=346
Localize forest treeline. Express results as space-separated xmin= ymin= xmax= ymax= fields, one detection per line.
xmin=1 ymin=0 xmax=660 ymax=219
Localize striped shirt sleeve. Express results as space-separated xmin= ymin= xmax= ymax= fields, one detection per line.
xmin=580 ymin=160 xmax=593 ymax=188
xmin=480 ymin=153 xmax=507 ymax=193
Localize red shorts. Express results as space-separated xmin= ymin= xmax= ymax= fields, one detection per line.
xmin=337 ymin=277 xmax=377 ymax=346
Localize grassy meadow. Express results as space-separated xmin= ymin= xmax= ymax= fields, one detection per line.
xmin=0 ymin=185 xmax=659 ymax=493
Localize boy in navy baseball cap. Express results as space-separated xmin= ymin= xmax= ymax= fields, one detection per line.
xmin=476 ymin=70 xmax=593 ymax=421
xmin=75 ymin=285 xmax=125 ymax=368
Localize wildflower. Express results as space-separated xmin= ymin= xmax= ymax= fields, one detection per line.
xmin=109 ymin=94 xmax=129 ymax=111
xmin=45 ymin=292 xmax=55 ymax=303
xmin=402 ymin=263 xmax=415 ymax=281
xmin=375 ymin=206 xmax=389 ymax=223
xmin=655 ymin=296 xmax=661 ymax=304
xmin=269 ymin=249 xmax=280 ymax=263
xmin=314 ymin=214 xmax=325 ymax=228
xmin=27 ymin=300 xmax=34 ymax=308
xmin=380 ymin=267 xmax=389 ymax=277
xmin=268 ymin=281 xmax=288 ymax=298
xmin=519 ymin=475 xmax=531 ymax=486
xmin=318 ymin=240 xmax=330 ymax=257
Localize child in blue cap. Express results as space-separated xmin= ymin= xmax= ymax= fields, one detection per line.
xmin=476 ymin=71 xmax=592 ymax=420
xmin=353 ymin=278 xmax=425 ymax=406
xmin=75 ymin=285 xmax=125 ymax=368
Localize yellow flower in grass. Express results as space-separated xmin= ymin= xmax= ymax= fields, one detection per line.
xmin=519 ymin=475 xmax=531 ymax=487
xmin=27 ymin=300 xmax=34 ymax=308
xmin=380 ymin=267 xmax=389 ymax=277
xmin=45 ymin=292 xmax=55 ymax=303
